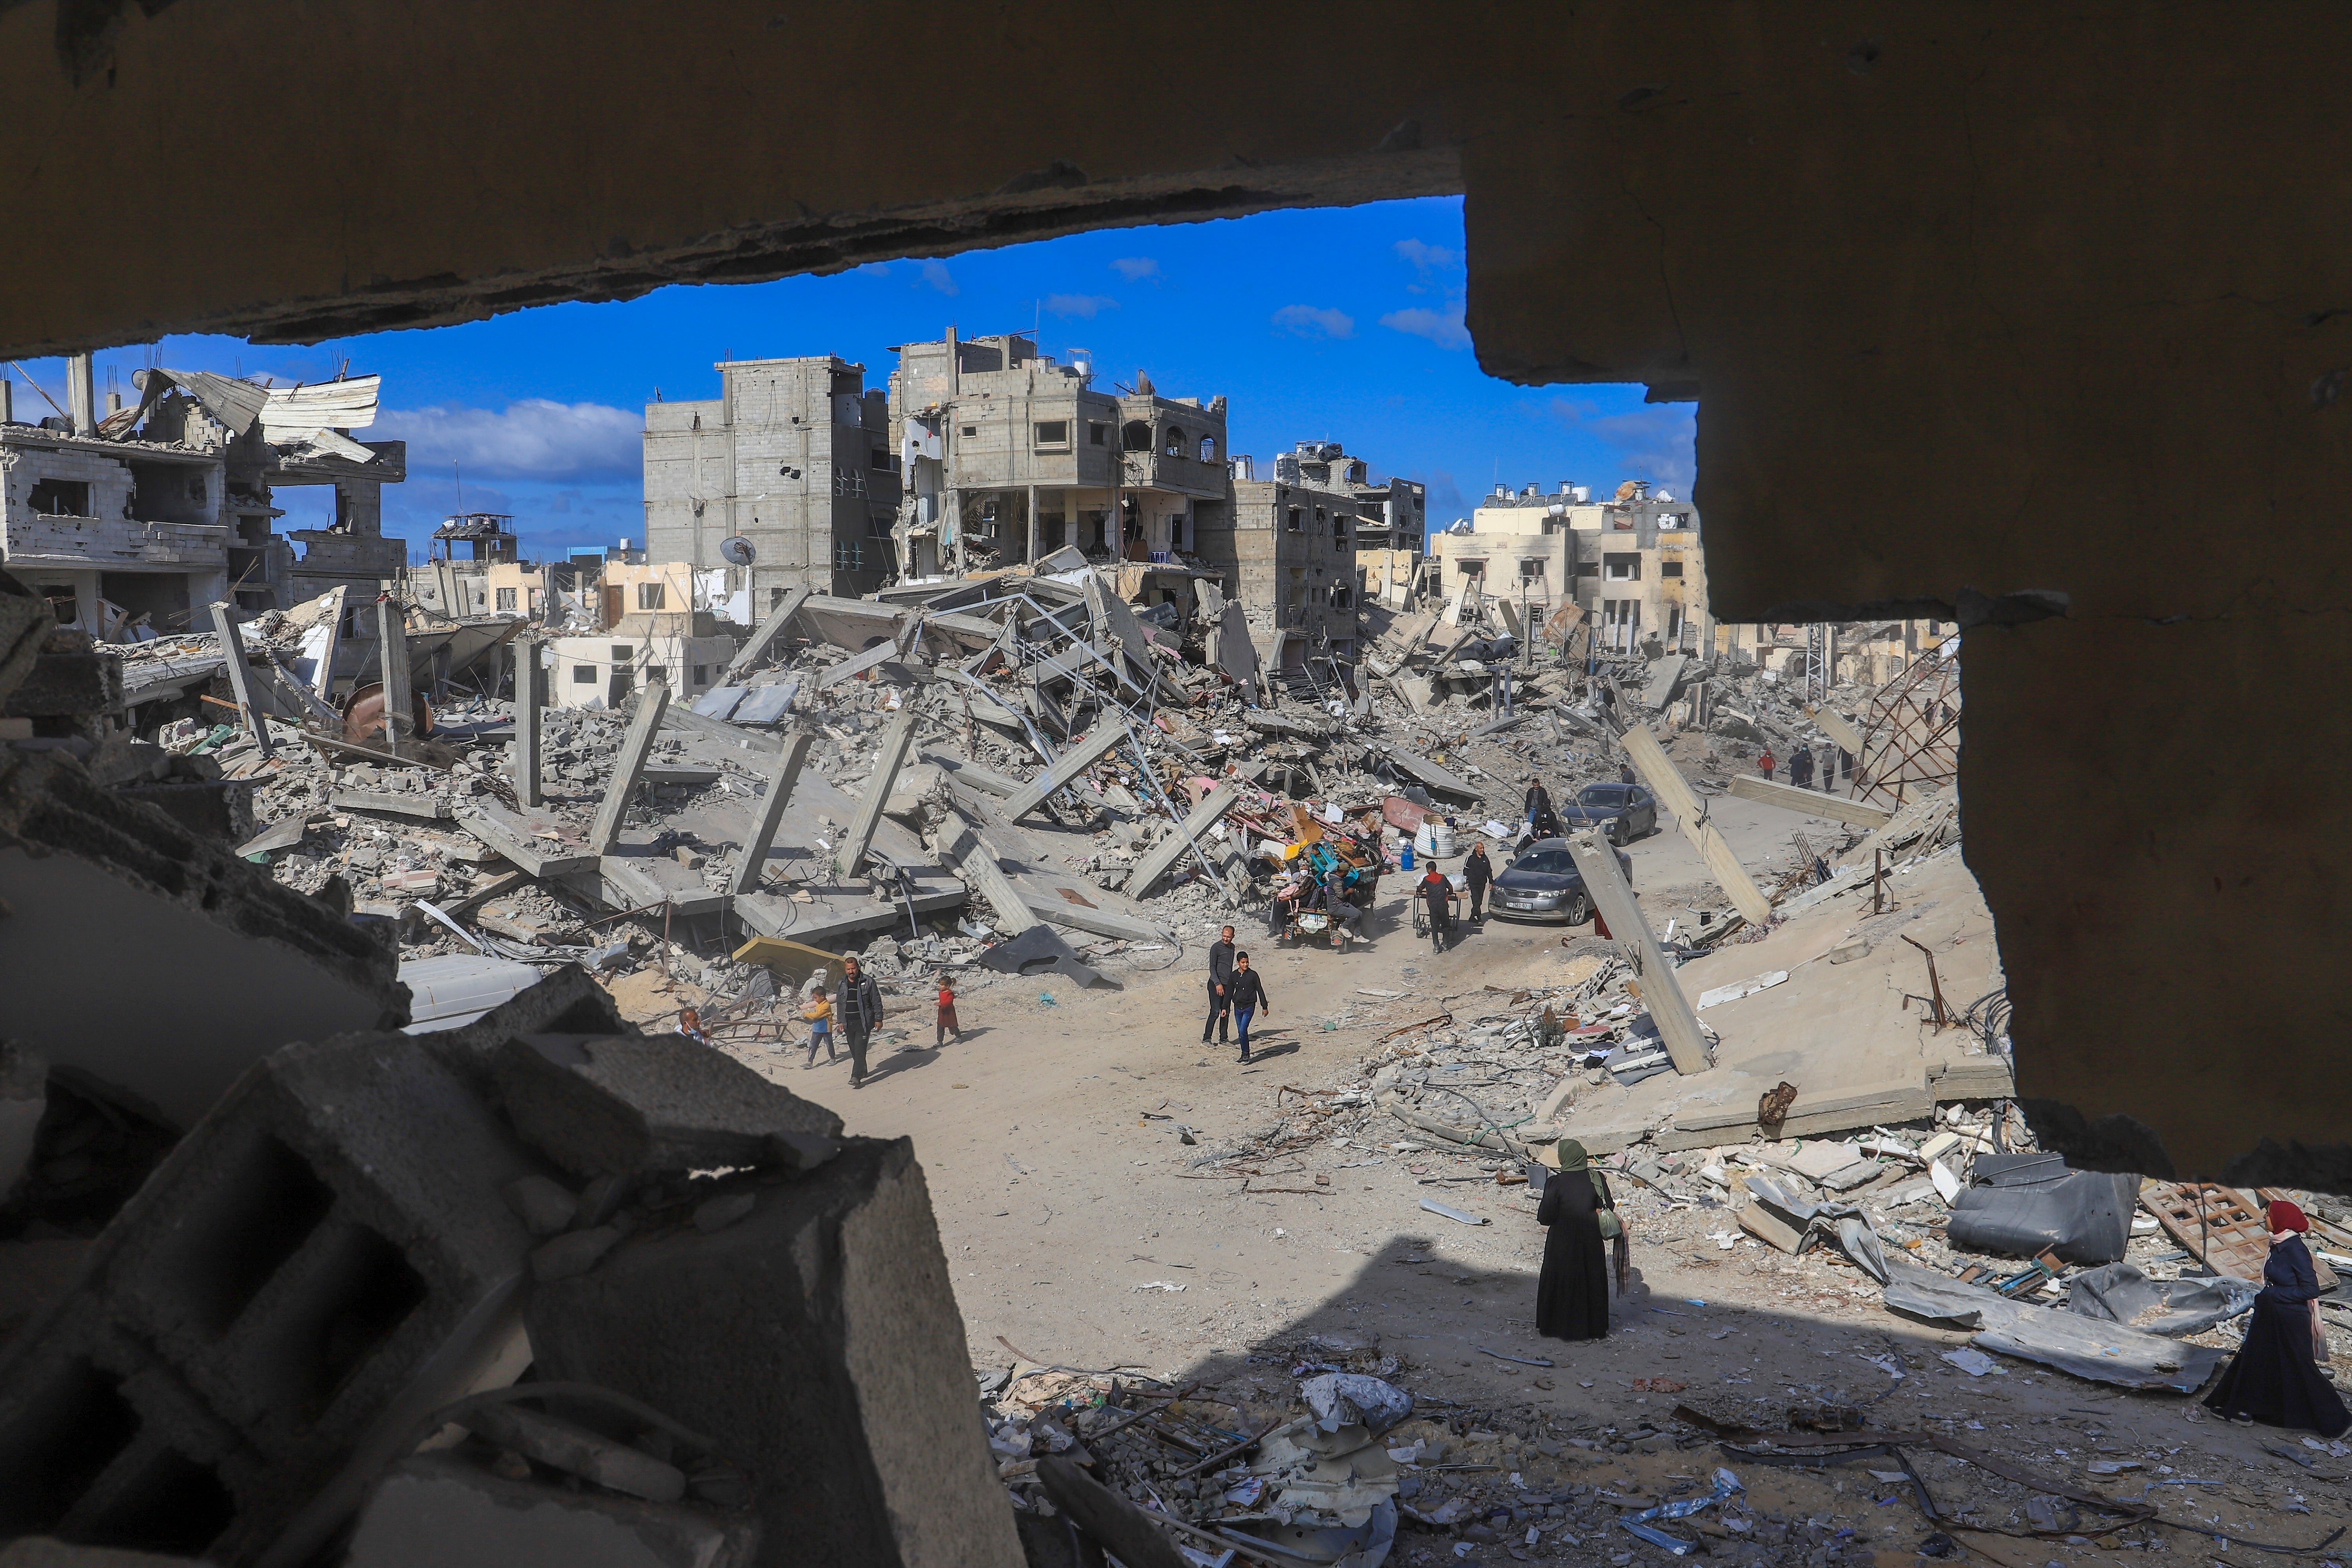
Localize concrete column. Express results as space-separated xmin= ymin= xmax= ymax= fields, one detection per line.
xmin=831 ymin=705 xmax=917 ymax=879
xmin=207 ymin=602 xmax=274 ymax=755
xmin=376 ymin=597 xmax=414 ymax=756
xmin=731 ymin=731 xmax=811 ymax=895
xmin=512 ymin=636 xmax=544 ymax=807
xmin=1025 ymin=483 xmax=1038 ymax=565
xmin=588 ymin=683 xmax=670 ymax=854
xmin=66 ymin=352 xmax=94 ymax=435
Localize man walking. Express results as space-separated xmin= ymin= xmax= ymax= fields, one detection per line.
xmin=832 ymin=956 xmax=885 ymax=1089
xmin=1462 ymin=840 xmax=1493 ymax=923
xmin=1758 ymin=747 xmax=1777 ymax=781
xmin=1790 ymin=746 xmax=1815 ymax=789
xmin=1203 ymin=925 xmax=1237 ymax=1044
xmin=1419 ymin=863 xmax=1454 ymax=953
xmin=1227 ymin=951 xmax=1271 ymax=1062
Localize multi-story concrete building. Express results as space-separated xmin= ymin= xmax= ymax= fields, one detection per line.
xmin=886 ymin=329 xmax=1229 ymax=579
xmin=0 ymin=357 xmax=403 ymax=637
xmin=1432 ymin=479 xmax=1707 ymax=654
xmin=642 ymin=356 xmax=901 ymax=610
xmin=1267 ymin=440 xmax=1428 ymax=611
xmin=1198 ymin=443 xmax=1366 ymax=665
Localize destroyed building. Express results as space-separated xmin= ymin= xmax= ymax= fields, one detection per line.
xmin=641 ymin=357 xmax=900 ymax=603
xmin=0 ymin=359 xmax=403 ymax=635
xmin=1436 ymin=479 xmax=1707 ymax=655
xmin=887 ymin=329 xmax=1229 ymax=579
xmin=1200 ymin=448 xmax=1366 ymax=667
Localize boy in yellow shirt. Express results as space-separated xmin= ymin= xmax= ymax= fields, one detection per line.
xmin=801 ymin=987 xmax=837 ymax=1068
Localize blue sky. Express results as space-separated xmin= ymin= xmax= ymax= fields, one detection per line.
xmin=10 ymin=196 xmax=1693 ymax=563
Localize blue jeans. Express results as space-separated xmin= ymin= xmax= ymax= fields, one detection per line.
xmin=1234 ymin=1007 xmax=1256 ymax=1054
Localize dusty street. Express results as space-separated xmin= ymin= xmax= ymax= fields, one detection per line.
xmin=661 ymin=814 xmax=2352 ymax=1565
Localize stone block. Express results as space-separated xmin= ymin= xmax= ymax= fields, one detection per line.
xmin=492 ymin=1033 xmax=842 ymax=1180
xmin=525 ymin=1138 xmax=1024 ymax=1568
xmin=348 ymin=1454 xmax=758 ymax=1568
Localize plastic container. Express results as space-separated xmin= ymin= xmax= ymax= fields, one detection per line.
xmin=1415 ymin=821 xmax=1458 ymax=860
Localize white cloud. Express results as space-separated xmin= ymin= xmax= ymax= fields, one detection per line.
xmin=1110 ymin=256 xmax=1159 ymax=281
xmin=1272 ymin=304 xmax=1355 ymax=339
xmin=1394 ymin=238 xmax=1462 ymax=276
xmin=1587 ymin=406 xmax=1697 ymax=493
xmin=1044 ymin=293 xmax=1118 ymax=319
xmin=1379 ymin=304 xmax=1470 ymax=350
xmin=854 ymin=261 xmax=894 ymax=277
xmin=375 ymin=398 xmax=641 ymax=482
xmin=920 ymin=260 xmax=959 ymax=296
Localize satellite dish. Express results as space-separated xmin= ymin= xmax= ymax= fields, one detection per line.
xmin=720 ymin=535 xmax=757 ymax=566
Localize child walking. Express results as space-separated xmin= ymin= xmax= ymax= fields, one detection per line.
xmin=936 ymin=977 xmax=962 ymax=1047
xmin=801 ymin=984 xmax=837 ymax=1068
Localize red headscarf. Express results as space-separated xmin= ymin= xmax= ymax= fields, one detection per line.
xmin=2268 ymin=1199 xmax=2309 ymax=1234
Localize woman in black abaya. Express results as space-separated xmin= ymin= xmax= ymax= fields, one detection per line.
xmin=1537 ymin=1138 xmax=1626 ymax=1341
xmin=2203 ymin=1199 xmax=2350 ymax=1438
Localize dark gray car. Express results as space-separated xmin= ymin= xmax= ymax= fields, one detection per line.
xmin=1556 ymin=782 xmax=1659 ymax=845
xmin=1485 ymin=838 xmax=1634 ymax=925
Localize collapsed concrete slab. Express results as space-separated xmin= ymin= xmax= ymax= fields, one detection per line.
xmin=0 ymin=748 xmax=404 ymax=1131
xmin=524 ymin=1137 xmax=1025 ymax=1568
xmin=491 ymin=1033 xmax=845 ymax=1179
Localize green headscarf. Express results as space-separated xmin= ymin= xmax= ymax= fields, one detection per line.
xmin=1554 ymin=1137 xmax=1589 ymax=1173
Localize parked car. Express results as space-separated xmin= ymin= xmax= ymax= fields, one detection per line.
xmin=1481 ymin=838 xmax=1634 ymax=925
xmin=1556 ymin=782 xmax=1659 ymax=845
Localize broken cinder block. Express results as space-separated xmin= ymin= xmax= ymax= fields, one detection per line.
xmin=492 ymin=1033 xmax=843 ymax=1180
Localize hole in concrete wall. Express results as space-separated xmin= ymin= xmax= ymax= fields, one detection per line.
xmin=0 ymin=1357 xmax=140 ymax=1534
xmin=164 ymin=1133 xmax=335 ymax=1339
xmin=250 ymin=1222 xmax=428 ymax=1420
xmin=79 ymin=1446 xmax=237 ymax=1556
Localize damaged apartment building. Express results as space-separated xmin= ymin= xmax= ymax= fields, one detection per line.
xmin=886 ymin=329 xmax=1229 ymax=583
xmin=1432 ymin=478 xmax=1706 ymax=655
xmin=0 ymin=356 xmax=404 ymax=639
xmin=641 ymin=356 xmax=902 ymax=607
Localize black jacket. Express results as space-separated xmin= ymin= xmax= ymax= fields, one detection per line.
xmin=1226 ymin=968 xmax=1270 ymax=1011
xmin=1420 ymin=873 xmax=1453 ymax=919
xmin=832 ymin=971 xmax=885 ymax=1032
xmin=1207 ymin=940 xmax=1236 ymax=992
xmin=1462 ymin=850 xmax=1492 ymax=890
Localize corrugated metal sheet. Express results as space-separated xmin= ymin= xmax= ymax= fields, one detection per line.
xmin=158 ymin=367 xmax=270 ymax=435
xmin=259 ymin=374 xmax=379 ymax=434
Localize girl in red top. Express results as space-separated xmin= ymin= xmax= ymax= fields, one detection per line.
xmin=936 ymin=978 xmax=962 ymax=1047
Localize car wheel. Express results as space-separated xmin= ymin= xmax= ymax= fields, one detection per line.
xmin=1608 ymin=818 xmax=1628 ymax=847
xmin=1566 ymin=890 xmax=1592 ymax=926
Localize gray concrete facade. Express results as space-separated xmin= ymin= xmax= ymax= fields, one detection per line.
xmin=642 ymin=357 xmax=901 ymax=610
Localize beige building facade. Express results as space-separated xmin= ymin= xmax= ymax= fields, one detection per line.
xmin=1436 ymin=479 xmax=1707 ymax=653
xmin=887 ymin=330 xmax=1228 ymax=579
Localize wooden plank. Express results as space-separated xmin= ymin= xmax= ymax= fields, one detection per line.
xmin=1001 ymin=721 xmax=1126 ymax=820
xmin=460 ymin=800 xmax=600 ymax=879
xmin=1563 ymin=830 xmax=1710 ymax=1075
xmin=730 ymin=732 xmax=812 ymax=897
xmin=1619 ymin=722 xmax=1772 ymax=924
xmin=589 ymin=684 xmax=670 ymax=854
xmin=720 ymin=584 xmax=811 ymax=684
xmin=833 ymin=706 xmax=918 ymax=878
xmin=1726 ymin=772 xmax=1894 ymax=828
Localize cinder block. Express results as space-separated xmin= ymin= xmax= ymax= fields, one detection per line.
xmin=0 ymin=1018 xmax=554 ymax=1563
xmin=347 ymin=1455 xmax=759 ymax=1568
xmin=525 ymin=1139 xmax=1024 ymax=1568
xmin=492 ymin=1033 xmax=842 ymax=1179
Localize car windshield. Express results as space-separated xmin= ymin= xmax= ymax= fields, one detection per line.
xmin=1577 ymin=785 xmax=1628 ymax=807
xmin=1512 ymin=850 xmax=1578 ymax=874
